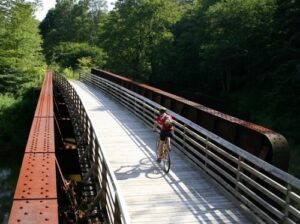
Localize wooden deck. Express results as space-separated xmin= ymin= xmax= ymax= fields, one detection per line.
xmin=70 ymin=80 xmax=253 ymax=224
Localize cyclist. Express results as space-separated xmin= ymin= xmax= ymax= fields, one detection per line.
xmin=152 ymin=107 xmax=174 ymax=163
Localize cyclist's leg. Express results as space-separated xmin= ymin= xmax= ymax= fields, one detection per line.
xmin=157 ymin=140 xmax=163 ymax=158
xmin=158 ymin=140 xmax=166 ymax=158
xmin=157 ymin=130 xmax=167 ymax=161
xmin=156 ymin=138 xmax=159 ymax=159
xmin=166 ymin=136 xmax=171 ymax=151
xmin=166 ymin=130 xmax=173 ymax=151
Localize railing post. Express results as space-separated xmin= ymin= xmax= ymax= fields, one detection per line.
xmin=142 ymin=102 xmax=146 ymax=119
xmin=204 ymin=136 xmax=209 ymax=170
xmin=183 ymin=124 xmax=187 ymax=150
xmin=284 ymin=184 xmax=291 ymax=222
xmin=83 ymin=163 xmax=97 ymax=183
xmin=134 ymin=96 xmax=137 ymax=115
xmin=79 ymin=141 xmax=92 ymax=163
xmin=100 ymin=166 xmax=108 ymax=211
xmin=114 ymin=193 xmax=121 ymax=224
xmin=235 ymin=156 xmax=242 ymax=192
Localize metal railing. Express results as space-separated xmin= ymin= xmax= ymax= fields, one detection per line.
xmin=91 ymin=68 xmax=289 ymax=171
xmin=54 ymin=74 xmax=130 ymax=224
xmin=80 ymin=72 xmax=300 ymax=224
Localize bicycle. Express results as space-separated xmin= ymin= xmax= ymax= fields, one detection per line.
xmin=156 ymin=136 xmax=171 ymax=173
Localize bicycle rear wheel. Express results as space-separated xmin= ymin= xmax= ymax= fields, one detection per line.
xmin=162 ymin=146 xmax=170 ymax=173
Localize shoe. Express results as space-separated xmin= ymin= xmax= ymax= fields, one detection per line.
xmin=156 ymin=158 xmax=161 ymax=163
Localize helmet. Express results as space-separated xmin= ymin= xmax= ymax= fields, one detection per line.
xmin=159 ymin=107 xmax=167 ymax=115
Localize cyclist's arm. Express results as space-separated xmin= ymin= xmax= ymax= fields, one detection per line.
xmin=152 ymin=120 xmax=158 ymax=132
xmin=153 ymin=114 xmax=161 ymax=132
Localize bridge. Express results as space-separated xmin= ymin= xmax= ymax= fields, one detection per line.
xmin=8 ymin=71 xmax=300 ymax=223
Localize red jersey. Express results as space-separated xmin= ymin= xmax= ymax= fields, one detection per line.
xmin=155 ymin=113 xmax=174 ymax=131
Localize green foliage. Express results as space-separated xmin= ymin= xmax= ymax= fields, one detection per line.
xmin=0 ymin=94 xmax=18 ymax=115
xmin=62 ymin=67 xmax=80 ymax=80
xmin=203 ymin=0 xmax=276 ymax=77
xmin=52 ymin=42 xmax=107 ymax=70
xmin=78 ymin=56 xmax=93 ymax=72
xmin=0 ymin=88 xmax=39 ymax=221
xmin=171 ymin=0 xmax=277 ymax=93
xmin=101 ymin=0 xmax=182 ymax=82
xmin=39 ymin=0 xmax=107 ymax=67
xmin=0 ymin=1 xmax=45 ymax=196
xmin=0 ymin=90 xmax=37 ymax=149
xmin=0 ymin=1 xmax=45 ymax=95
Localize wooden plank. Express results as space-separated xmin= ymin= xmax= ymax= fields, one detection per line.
xmin=70 ymin=81 xmax=252 ymax=224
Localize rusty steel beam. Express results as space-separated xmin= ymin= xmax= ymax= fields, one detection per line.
xmin=25 ymin=118 xmax=55 ymax=153
xmin=9 ymin=71 xmax=58 ymax=224
xmin=91 ymin=68 xmax=289 ymax=171
xmin=9 ymin=200 xmax=58 ymax=223
xmin=34 ymin=71 xmax=54 ymax=118
xmin=13 ymin=153 xmax=57 ymax=200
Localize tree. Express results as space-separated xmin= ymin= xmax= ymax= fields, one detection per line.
xmin=169 ymin=1 xmax=206 ymax=90
xmin=0 ymin=1 xmax=44 ymax=94
xmin=52 ymin=42 xmax=107 ymax=69
xmin=201 ymin=0 xmax=276 ymax=93
xmin=101 ymin=0 xmax=182 ymax=82
xmin=39 ymin=0 xmax=74 ymax=63
xmin=39 ymin=0 xmax=107 ymax=68
xmin=272 ymin=0 xmax=300 ymax=67
xmin=265 ymin=0 xmax=300 ymax=142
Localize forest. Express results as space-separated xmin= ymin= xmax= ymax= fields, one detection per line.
xmin=0 ymin=0 xmax=299 ymax=197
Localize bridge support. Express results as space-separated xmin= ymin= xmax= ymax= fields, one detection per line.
xmin=53 ymin=76 xmax=104 ymax=223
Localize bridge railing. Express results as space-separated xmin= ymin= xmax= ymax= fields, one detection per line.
xmin=81 ymin=72 xmax=300 ymax=224
xmin=91 ymin=68 xmax=289 ymax=171
xmin=54 ymin=74 xmax=130 ymax=224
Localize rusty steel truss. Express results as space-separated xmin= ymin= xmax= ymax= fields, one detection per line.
xmin=9 ymin=71 xmax=58 ymax=223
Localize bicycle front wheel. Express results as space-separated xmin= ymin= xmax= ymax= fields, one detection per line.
xmin=162 ymin=148 xmax=171 ymax=173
